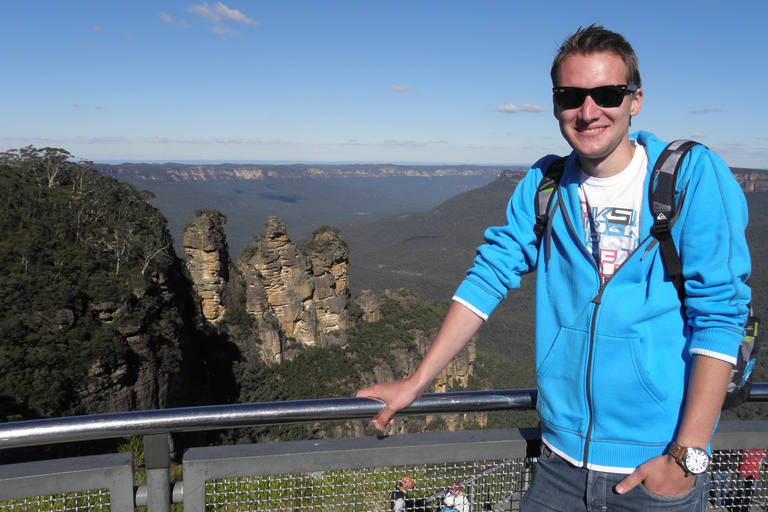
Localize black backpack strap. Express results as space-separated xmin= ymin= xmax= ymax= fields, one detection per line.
xmin=534 ymin=156 xmax=567 ymax=241
xmin=650 ymin=140 xmax=700 ymax=301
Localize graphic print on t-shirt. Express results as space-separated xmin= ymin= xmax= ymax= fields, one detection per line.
xmin=581 ymin=203 xmax=640 ymax=281
xmin=578 ymin=141 xmax=648 ymax=283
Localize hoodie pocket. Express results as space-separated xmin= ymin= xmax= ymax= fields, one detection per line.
xmin=536 ymin=325 xmax=591 ymax=434
xmin=589 ymin=330 xmax=671 ymax=438
xmin=537 ymin=326 xmax=671 ymax=438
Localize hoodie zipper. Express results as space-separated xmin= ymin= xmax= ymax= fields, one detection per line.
xmin=584 ymin=284 xmax=605 ymax=464
xmin=555 ymin=189 xmax=656 ymax=466
xmin=555 ymin=192 xmax=602 ymax=465
xmin=548 ymin=157 xmax=685 ymax=468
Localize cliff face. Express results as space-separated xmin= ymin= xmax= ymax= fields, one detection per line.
xmin=94 ymin=162 xmax=505 ymax=183
xmin=0 ymin=148 xmax=211 ymax=422
xmin=238 ymin=217 xmax=351 ymax=364
xmin=735 ymin=171 xmax=768 ymax=193
xmin=502 ymin=168 xmax=768 ymax=193
xmin=79 ymin=286 xmax=182 ymax=415
xmin=366 ymin=289 xmax=481 ymax=434
xmin=183 ymin=211 xmax=240 ymax=323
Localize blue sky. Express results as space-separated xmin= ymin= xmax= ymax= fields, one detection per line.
xmin=2 ymin=1 xmax=767 ymax=168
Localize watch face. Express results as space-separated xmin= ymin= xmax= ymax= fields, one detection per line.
xmin=684 ymin=448 xmax=710 ymax=474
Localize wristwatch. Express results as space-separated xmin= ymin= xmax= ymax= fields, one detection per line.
xmin=667 ymin=441 xmax=710 ymax=476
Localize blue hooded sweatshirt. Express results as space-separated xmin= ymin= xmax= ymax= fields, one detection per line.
xmin=453 ymin=131 xmax=751 ymax=473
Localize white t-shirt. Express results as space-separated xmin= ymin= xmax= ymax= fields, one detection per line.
xmin=578 ymin=140 xmax=648 ymax=282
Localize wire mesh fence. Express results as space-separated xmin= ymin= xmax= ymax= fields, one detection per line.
xmin=0 ymin=489 xmax=111 ymax=512
xmin=202 ymin=450 xmax=768 ymax=512
xmin=205 ymin=457 xmax=534 ymax=511
xmin=709 ymin=449 xmax=767 ymax=511
xmin=3 ymin=448 xmax=768 ymax=512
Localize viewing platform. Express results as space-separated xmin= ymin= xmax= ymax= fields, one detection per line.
xmin=2 ymin=386 xmax=767 ymax=511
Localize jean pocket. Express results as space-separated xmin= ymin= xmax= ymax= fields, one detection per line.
xmin=636 ymin=473 xmax=703 ymax=502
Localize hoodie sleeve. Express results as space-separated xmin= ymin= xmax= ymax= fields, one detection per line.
xmin=453 ymin=155 xmax=562 ymax=320
xmin=677 ymin=146 xmax=751 ymax=363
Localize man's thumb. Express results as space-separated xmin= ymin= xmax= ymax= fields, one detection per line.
xmin=614 ymin=471 xmax=642 ymax=494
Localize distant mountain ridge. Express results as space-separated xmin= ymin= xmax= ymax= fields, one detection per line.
xmin=91 ymin=163 xmax=528 ymax=260
xmin=93 ymin=162 xmax=516 ymax=183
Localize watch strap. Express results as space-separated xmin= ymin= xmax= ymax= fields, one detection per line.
xmin=667 ymin=441 xmax=686 ymax=461
xmin=666 ymin=441 xmax=709 ymax=476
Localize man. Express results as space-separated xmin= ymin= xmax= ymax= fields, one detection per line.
xmin=356 ymin=25 xmax=751 ymax=512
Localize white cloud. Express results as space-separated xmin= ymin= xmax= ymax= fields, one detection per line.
xmin=213 ymin=3 xmax=258 ymax=25
xmin=690 ymin=108 xmax=723 ymax=114
xmin=159 ymin=12 xmax=188 ymax=28
xmin=187 ymin=3 xmax=218 ymax=23
xmin=76 ymin=42 xmax=93 ymax=50
xmin=391 ymin=86 xmax=417 ymax=93
xmin=492 ymin=103 xmax=547 ymax=114
xmin=213 ymin=25 xmax=240 ymax=37
xmin=93 ymin=26 xmax=105 ymax=33
xmin=691 ymin=132 xmax=706 ymax=138
xmin=187 ymin=2 xmax=259 ymax=36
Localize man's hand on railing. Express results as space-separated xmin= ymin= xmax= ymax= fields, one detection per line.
xmin=355 ymin=378 xmax=422 ymax=429
xmin=356 ymin=302 xmax=485 ymax=429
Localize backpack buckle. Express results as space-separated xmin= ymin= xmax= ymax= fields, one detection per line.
xmin=652 ymin=213 xmax=672 ymax=240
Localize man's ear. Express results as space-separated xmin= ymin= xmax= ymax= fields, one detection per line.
xmin=630 ymin=87 xmax=643 ymax=117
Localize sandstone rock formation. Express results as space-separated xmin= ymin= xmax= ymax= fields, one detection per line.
xmin=183 ymin=210 xmax=239 ymax=323
xmin=353 ymin=288 xmax=382 ymax=323
xmin=181 ymin=215 xmax=480 ymax=434
xmin=735 ymin=170 xmax=768 ymax=193
xmin=238 ymin=217 xmax=351 ymax=364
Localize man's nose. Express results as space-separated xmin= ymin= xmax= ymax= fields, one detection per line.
xmin=578 ymin=94 xmax=602 ymax=121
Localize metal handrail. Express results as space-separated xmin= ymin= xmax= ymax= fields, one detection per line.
xmin=2 ymin=384 xmax=766 ymax=450
xmin=2 ymin=389 xmax=535 ymax=449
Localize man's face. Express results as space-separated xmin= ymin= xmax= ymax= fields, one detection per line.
xmin=554 ymin=51 xmax=642 ymax=177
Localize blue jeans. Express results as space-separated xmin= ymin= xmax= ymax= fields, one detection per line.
xmin=520 ymin=444 xmax=710 ymax=512
xmin=709 ymin=469 xmax=730 ymax=507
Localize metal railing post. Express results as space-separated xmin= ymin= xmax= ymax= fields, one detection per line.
xmin=144 ymin=433 xmax=171 ymax=512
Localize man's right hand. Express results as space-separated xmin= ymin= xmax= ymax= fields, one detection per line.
xmin=355 ymin=377 xmax=422 ymax=429
xmin=355 ymin=301 xmax=485 ymax=429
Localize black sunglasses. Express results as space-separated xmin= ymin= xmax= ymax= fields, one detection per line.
xmin=552 ymin=84 xmax=638 ymax=110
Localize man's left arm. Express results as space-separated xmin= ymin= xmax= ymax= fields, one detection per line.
xmin=616 ymin=147 xmax=749 ymax=496
xmin=615 ymin=354 xmax=731 ymax=495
